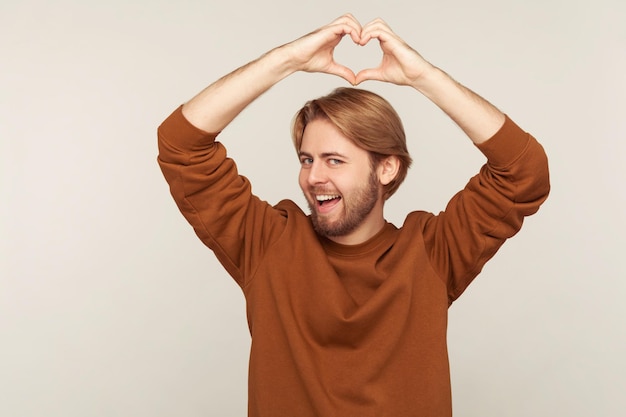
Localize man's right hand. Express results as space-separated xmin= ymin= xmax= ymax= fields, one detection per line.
xmin=282 ymin=13 xmax=363 ymax=85
xmin=181 ymin=14 xmax=364 ymax=133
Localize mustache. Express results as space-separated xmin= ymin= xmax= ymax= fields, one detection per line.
xmin=307 ymin=187 xmax=341 ymax=195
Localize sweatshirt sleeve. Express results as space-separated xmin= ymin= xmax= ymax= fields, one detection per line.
xmin=157 ymin=106 xmax=286 ymax=286
xmin=422 ymin=115 xmax=550 ymax=304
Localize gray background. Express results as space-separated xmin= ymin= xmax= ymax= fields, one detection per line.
xmin=2 ymin=0 xmax=624 ymax=416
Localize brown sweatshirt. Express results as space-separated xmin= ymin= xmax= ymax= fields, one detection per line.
xmin=157 ymin=106 xmax=550 ymax=417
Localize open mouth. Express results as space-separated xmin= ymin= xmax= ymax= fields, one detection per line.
xmin=315 ymin=194 xmax=342 ymax=212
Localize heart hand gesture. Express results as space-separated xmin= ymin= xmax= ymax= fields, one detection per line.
xmin=284 ymin=14 xmax=363 ymax=84
xmin=182 ymin=13 xmax=503 ymax=143
xmin=286 ymin=15 xmax=433 ymax=87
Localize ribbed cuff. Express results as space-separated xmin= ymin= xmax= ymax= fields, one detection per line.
xmin=475 ymin=115 xmax=531 ymax=168
xmin=157 ymin=105 xmax=219 ymax=150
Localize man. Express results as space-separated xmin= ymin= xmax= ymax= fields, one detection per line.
xmin=157 ymin=14 xmax=549 ymax=417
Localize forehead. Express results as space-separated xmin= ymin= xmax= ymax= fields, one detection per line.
xmin=300 ymin=118 xmax=367 ymax=157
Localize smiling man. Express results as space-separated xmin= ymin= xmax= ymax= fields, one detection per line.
xmin=157 ymin=14 xmax=550 ymax=417
xmin=295 ymin=92 xmax=406 ymax=244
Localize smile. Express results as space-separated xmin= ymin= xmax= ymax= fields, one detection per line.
xmin=316 ymin=194 xmax=341 ymax=205
xmin=314 ymin=194 xmax=342 ymax=213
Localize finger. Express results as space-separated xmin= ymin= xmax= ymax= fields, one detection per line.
xmin=331 ymin=13 xmax=362 ymax=32
xmin=361 ymin=17 xmax=393 ymax=33
xmin=358 ymin=18 xmax=395 ymax=45
xmin=331 ymin=13 xmax=360 ymax=25
xmin=297 ymin=22 xmax=357 ymax=60
xmin=354 ymin=67 xmax=383 ymax=85
xmin=328 ymin=63 xmax=357 ymax=84
xmin=327 ymin=15 xmax=363 ymax=44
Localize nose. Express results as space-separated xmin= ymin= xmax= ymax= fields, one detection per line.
xmin=306 ymin=161 xmax=328 ymax=186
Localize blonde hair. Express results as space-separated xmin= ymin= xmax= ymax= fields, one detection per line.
xmin=292 ymin=87 xmax=412 ymax=199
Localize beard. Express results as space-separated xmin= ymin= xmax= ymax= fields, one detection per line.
xmin=306 ymin=169 xmax=380 ymax=239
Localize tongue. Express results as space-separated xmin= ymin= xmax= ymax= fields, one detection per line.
xmin=318 ymin=197 xmax=340 ymax=213
xmin=320 ymin=197 xmax=339 ymax=206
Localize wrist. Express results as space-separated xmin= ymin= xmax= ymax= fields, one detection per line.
xmin=264 ymin=43 xmax=303 ymax=79
xmin=409 ymin=65 xmax=447 ymax=95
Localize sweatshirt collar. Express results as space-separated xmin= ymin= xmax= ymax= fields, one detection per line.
xmin=319 ymin=222 xmax=397 ymax=257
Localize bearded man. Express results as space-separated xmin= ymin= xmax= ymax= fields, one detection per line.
xmin=157 ymin=14 xmax=550 ymax=417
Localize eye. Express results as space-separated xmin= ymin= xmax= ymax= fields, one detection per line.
xmin=328 ymin=158 xmax=343 ymax=166
xmin=300 ymin=157 xmax=313 ymax=166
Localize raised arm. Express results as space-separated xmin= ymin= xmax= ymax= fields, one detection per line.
xmin=354 ymin=18 xmax=505 ymax=144
xmin=182 ymin=14 xmax=363 ymax=133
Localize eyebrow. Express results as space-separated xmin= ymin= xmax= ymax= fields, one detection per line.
xmin=298 ymin=151 xmax=349 ymax=159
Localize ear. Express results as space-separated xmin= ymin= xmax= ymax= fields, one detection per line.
xmin=376 ymin=156 xmax=400 ymax=186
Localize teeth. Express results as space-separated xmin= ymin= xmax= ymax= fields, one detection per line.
xmin=316 ymin=194 xmax=340 ymax=202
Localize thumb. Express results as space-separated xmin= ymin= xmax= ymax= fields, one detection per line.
xmin=354 ymin=67 xmax=382 ymax=85
xmin=328 ymin=63 xmax=357 ymax=85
